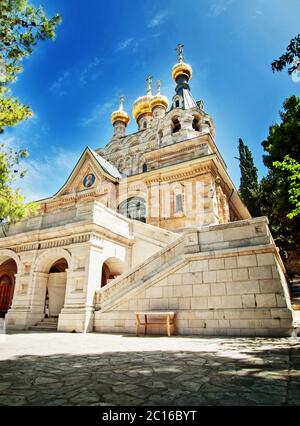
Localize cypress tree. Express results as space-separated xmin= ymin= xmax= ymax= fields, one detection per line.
xmin=238 ymin=138 xmax=260 ymax=217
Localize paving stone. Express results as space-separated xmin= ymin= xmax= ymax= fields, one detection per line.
xmin=0 ymin=332 xmax=299 ymax=406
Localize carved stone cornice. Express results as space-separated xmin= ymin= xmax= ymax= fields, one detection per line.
xmin=143 ymin=161 xmax=217 ymax=185
xmin=144 ymin=140 xmax=208 ymax=161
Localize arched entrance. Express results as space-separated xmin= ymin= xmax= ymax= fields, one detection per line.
xmin=45 ymin=258 xmax=68 ymax=318
xmin=101 ymin=257 xmax=125 ymax=287
xmin=0 ymin=258 xmax=17 ymax=318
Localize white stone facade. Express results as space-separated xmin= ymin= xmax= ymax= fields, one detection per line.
xmin=0 ymin=53 xmax=295 ymax=335
xmin=94 ymin=218 xmax=293 ymax=336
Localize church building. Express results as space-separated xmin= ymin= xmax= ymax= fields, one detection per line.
xmin=0 ymin=46 xmax=294 ymax=336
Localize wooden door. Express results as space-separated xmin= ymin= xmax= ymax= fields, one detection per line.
xmin=0 ymin=275 xmax=14 ymax=318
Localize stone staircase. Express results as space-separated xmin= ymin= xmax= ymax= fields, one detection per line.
xmin=290 ymin=277 xmax=300 ymax=310
xmin=30 ymin=317 xmax=58 ymax=331
xmin=95 ymin=234 xmax=186 ymax=313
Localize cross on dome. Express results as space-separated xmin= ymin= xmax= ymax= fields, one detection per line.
xmin=146 ymin=75 xmax=152 ymax=95
xmin=176 ymin=43 xmax=184 ymax=63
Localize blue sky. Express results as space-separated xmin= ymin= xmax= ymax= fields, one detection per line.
xmin=2 ymin=0 xmax=300 ymax=201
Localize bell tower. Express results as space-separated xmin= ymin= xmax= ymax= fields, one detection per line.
xmin=111 ymin=96 xmax=130 ymax=137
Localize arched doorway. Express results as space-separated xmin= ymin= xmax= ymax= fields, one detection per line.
xmin=45 ymin=258 xmax=68 ymax=318
xmin=101 ymin=257 xmax=125 ymax=287
xmin=0 ymin=258 xmax=17 ymax=318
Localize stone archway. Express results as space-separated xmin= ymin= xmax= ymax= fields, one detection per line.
xmin=35 ymin=249 xmax=71 ymax=322
xmin=0 ymin=251 xmax=19 ymax=319
xmin=101 ymin=257 xmax=125 ymax=287
xmin=46 ymin=258 xmax=68 ymax=318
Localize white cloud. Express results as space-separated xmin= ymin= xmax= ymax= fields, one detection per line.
xmin=1 ymin=135 xmax=80 ymax=201
xmin=209 ymin=0 xmax=234 ymax=16
xmin=116 ymin=37 xmax=139 ymax=54
xmin=79 ymin=101 xmax=115 ymax=127
xmin=79 ymin=56 xmax=102 ymax=86
xmin=50 ymin=70 xmax=70 ymax=96
xmin=117 ymin=37 xmax=135 ymax=50
xmin=147 ymin=11 xmax=169 ymax=28
xmin=20 ymin=148 xmax=81 ymax=201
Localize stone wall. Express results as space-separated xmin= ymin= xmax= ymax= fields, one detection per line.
xmin=94 ymin=217 xmax=293 ymax=336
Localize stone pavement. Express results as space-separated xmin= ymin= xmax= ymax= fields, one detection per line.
xmin=0 ymin=331 xmax=299 ymax=406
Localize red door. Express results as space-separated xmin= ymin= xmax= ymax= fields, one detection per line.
xmin=0 ymin=275 xmax=14 ymax=318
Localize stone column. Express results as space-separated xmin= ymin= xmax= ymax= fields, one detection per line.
xmin=58 ymin=244 xmax=104 ymax=333
xmin=5 ymin=270 xmax=48 ymax=330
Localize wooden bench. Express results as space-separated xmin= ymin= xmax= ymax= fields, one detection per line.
xmin=135 ymin=311 xmax=176 ymax=337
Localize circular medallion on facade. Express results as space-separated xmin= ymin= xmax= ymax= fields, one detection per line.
xmin=83 ymin=173 xmax=95 ymax=188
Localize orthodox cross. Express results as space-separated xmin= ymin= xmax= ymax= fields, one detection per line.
xmin=157 ymin=79 xmax=161 ymax=94
xmin=146 ymin=75 xmax=152 ymax=95
xmin=119 ymin=95 xmax=124 ymax=111
xmin=176 ymin=43 xmax=184 ymax=63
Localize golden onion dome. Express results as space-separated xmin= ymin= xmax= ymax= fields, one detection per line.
xmin=150 ymin=80 xmax=169 ymax=111
xmin=172 ymin=43 xmax=192 ymax=81
xmin=132 ymin=75 xmax=153 ymax=122
xmin=111 ymin=96 xmax=130 ymax=126
xmin=132 ymin=95 xmax=152 ymax=122
xmin=171 ymin=61 xmax=192 ymax=82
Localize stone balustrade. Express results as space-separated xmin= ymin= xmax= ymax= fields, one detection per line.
xmin=95 ymin=234 xmax=185 ymax=310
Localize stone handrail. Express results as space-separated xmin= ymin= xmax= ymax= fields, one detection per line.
xmin=94 ymin=234 xmax=185 ymax=310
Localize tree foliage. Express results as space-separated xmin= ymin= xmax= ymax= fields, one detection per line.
xmin=237 ymin=138 xmax=260 ymax=217
xmin=260 ymin=96 xmax=300 ymax=258
xmin=0 ymin=0 xmax=61 ymax=225
xmin=262 ymin=96 xmax=300 ymax=168
xmin=274 ymin=156 xmax=300 ymax=219
xmin=238 ymin=97 xmax=300 ymax=260
xmin=0 ymin=0 xmax=61 ymax=132
xmin=271 ymin=33 xmax=300 ymax=75
xmin=0 ymin=144 xmax=37 ymax=224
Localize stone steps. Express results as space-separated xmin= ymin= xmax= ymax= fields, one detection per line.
xmin=95 ymin=235 xmax=185 ymax=313
xmin=30 ymin=318 xmax=58 ymax=331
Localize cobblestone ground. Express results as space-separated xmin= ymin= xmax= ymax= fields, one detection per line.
xmin=0 ymin=331 xmax=299 ymax=406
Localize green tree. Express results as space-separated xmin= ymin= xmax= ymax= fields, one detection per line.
xmin=271 ymin=33 xmax=300 ymax=75
xmin=0 ymin=0 xmax=61 ymax=225
xmin=237 ymin=138 xmax=260 ymax=217
xmin=260 ymin=96 xmax=300 ymax=260
xmin=0 ymin=144 xmax=37 ymax=226
xmin=262 ymin=96 xmax=300 ymax=167
xmin=0 ymin=0 xmax=61 ymax=132
xmin=274 ymin=156 xmax=300 ymax=219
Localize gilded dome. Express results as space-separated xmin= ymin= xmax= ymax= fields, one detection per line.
xmin=150 ymin=80 xmax=168 ymax=111
xmin=171 ymin=62 xmax=192 ymax=82
xmin=150 ymin=94 xmax=168 ymax=110
xmin=111 ymin=96 xmax=130 ymax=126
xmin=132 ymin=95 xmax=152 ymax=122
xmin=132 ymin=75 xmax=153 ymax=122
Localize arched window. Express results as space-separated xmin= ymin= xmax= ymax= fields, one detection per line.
xmin=118 ymin=158 xmax=125 ymax=171
xmin=173 ymin=96 xmax=181 ymax=108
xmin=143 ymin=121 xmax=147 ymax=129
xmin=175 ymin=194 xmax=183 ymax=213
xmin=118 ymin=197 xmax=146 ymax=223
xmin=158 ymin=130 xmax=163 ymax=145
xmin=172 ymin=117 xmax=181 ymax=134
xmin=192 ymin=116 xmax=201 ymax=131
xmin=142 ymin=163 xmax=147 ymax=173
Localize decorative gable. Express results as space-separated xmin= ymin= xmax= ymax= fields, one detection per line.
xmin=54 ymin=147 xmax=120 ymax=197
